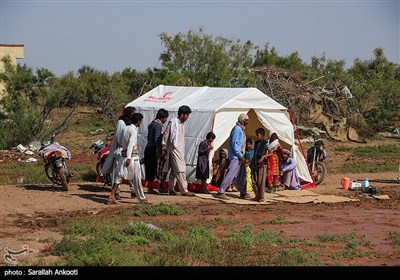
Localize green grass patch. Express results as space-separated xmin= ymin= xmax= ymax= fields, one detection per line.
xmin=69 ymin=115 xmax=114 ymax=136
xmin=328 ymin=249 xmax=371 ymax=259
xmin=339 ymin=162 xmax=399 ymax=173
xmin=69 ymin=165 xmax=95 ymax=181
xmin=52 ymin=212 xmax=377 ymax=266
xmin=155 ymin=219 xmax=195 ymax=231
xmin=387 ymin=231 xmax=400 ymax=246
xmin=334 ymin=146 xmax=353 ymax=152
xmin=148 ymin=227 xmax=220 ymax=266
xmin=227 ymin=224 xmax=256 ymax=246
xmin=117 ymin=203 xmax=188 ymax=217
xmin=63 ymin=216 xmax=125 ymax=237
xmin=352 ymin=145 xmax=400 ymax=159
xmin=288 ymin=238 xmax=326 ymax=247
xmin=315 ymin=232 xmax=336 ymax=242
xmin=278 ymin=249 xmax=320 ymax=266
xmin=0 ymin=161 xmax=95 ymax=184
xmin=334 ymin=144 xmax=400 ymax=173
xmin=227 ymin=225 xmax=285 ymax=246
xmin=255 ymin=230 xmax=285 ymax=244
xmin=316 ymin=232 xmax=372 ymax=248
xmin=0 ymin=161 xmax=48 ymax=185
xmin=53 ymin=236 xmax=145 ymax=266
xmin=123 ymin=222 xmax=176 ymax=243
xmin=212 ymin=217 xmax=238 ymax=226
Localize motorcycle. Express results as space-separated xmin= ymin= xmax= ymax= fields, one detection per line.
xmin=38 ymin=134 xmax=72 ymax=191
xmin=306 ymin=134 xmax=327 ymax=185
xmin=90 ymin=133 xmax=113 ymax=187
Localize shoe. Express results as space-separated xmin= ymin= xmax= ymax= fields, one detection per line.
xmin=147 ymin=188 xmax=158 ymax=194
xmin=131 ymin=192 xmax=136 ymax=198
xmin=239 ymin=193 xmax=251 ymax=199
xmin=182 ymin=191 xmax=195 ymax=197
xmin=168 ymin=189 xmax=177 ymax=196
xmin=158 ymin=188 xmax=169 ymax=194
xmin=201 ymin=189 xmax=210 ymax=194
xmin=115 ymin=194 xmax=122 ymax=200
xmin=216 ymin=192 xmax=229 ymax=200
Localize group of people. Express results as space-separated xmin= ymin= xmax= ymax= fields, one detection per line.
xmin=213 ymin=113 xmax=301 ymax=202
xmin=101 ymin=104 xmax=196 ymax=205
xmin=101 ymin=106 xmax=301 ymax=205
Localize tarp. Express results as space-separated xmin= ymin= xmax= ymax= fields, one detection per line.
xmin=126 ymin=85 xmax=313 ymax=184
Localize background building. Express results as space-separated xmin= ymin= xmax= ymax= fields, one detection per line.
xmin=0 ymin=44 xmax=24 ymax=98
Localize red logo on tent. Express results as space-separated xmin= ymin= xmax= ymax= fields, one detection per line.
xmin=143 ymin=91 xmax=173 ymax=103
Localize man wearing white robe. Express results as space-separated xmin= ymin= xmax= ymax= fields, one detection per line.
xmin=160 ymin=105 xmax=195 ymax=196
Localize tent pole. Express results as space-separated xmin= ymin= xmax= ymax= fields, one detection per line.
xmin=286 ymin=108 xmax=316 ymax=187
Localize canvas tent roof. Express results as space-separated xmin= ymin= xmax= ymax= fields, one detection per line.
xmin=126 ymin=85 xmax=312 ymax=184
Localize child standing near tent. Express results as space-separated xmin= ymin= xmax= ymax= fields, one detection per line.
xmin=245 ymin=158 xmax=253 ymax=193
xmin=245 ymin=138 xmax=254 ymax=162
xmin=251 ymin=128 xmax=269 ymax=202
xmin=195 ymin=131 xmax=216 ymax=194
xmin=265 ymin=132 xmax=282 ymax=193
xmin=212 ymin=149 xmax=230 ymax=188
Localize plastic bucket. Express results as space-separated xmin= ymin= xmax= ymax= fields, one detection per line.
xmin=341 ymin=177 xmax=350 ymax=190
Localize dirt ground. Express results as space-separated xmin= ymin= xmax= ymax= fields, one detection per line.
xmin=0 ymin=132 xmax=399 ymax=267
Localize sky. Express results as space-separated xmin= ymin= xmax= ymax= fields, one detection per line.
xmin=1 ymin=0 xmax=399 ymax=77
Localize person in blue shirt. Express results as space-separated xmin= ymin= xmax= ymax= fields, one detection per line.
xmin=216 ymin=113 xmax=249 ymax=200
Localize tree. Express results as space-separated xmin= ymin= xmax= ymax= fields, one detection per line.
xmin=159 ymin=28 xmax=256 ymax=87
xmin=254 ymin=43 xmax=306 ymax=72
xmin=348 ymin=48 xmax=400 ymax=130
xmin=0 ymin=56 xmax=77 ymax=148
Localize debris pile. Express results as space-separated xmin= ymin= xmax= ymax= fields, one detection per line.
xmin=253 ymin=66 xmax=369 ymax=142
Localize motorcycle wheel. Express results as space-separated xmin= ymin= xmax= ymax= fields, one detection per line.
xmin=313 ymin=161 xmax=327 ymax=185
xmin=58 ymin=167 xmax=68 ymax=191
xmin=45 ymin=162 xmax=70 ymax=188
xmin=96 ymin=161 xmax=112 ymax=186
xmin=63 ymin=162 xmax=71 ymax=184
xmin=45 ymin=162 xmax=62 ymax=185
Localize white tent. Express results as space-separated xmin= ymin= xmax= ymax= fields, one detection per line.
xmin=126 ymin=85 xmax=313 ymax=185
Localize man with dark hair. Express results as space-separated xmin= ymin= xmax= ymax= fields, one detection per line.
xmin=101 ymin=105 xmax=137 ymax=199
xmin=159 ymin=105 xmax=195 ymax=196
xmin=144 ymin=108 xmax=169 ymax=194
xmin=108 ymin=113 xmax=150 ymax=204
